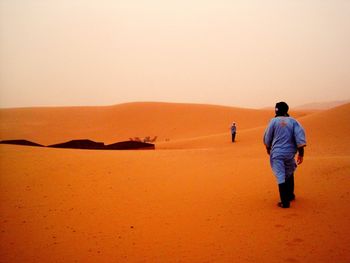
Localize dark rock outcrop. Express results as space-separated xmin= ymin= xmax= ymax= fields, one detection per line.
xmin=47 ymin=139 xmax=105 ymax=149
xmin=0 ymin=140 xmax=44 ymax=147
xmin=105 ymin=141 xmax=155 ymax=150
xmin=1 ymin=139 xmax=155 ymax=150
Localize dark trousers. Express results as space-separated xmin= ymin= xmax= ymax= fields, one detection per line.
xmin=231 ymin=132 xmax=236 ymax=142
xmin=286 ymin=174 xmax=295 ymax=201
xmin=278 ymin=174 xmax=295 ymax=207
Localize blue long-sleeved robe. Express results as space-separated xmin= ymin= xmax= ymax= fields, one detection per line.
xmin=263 ymin=117 xmax=306 ymax=184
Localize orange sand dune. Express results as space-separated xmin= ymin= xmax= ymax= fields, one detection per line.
xmin=159 ymin=103 xmax=350 ymax=154
xmin=0 ymin=102 xmax=349 ymax=263
xmin=0 ymin=102 xmax=311 ymax=145
xmin=299 ymin=103 xmax=350 ymax=155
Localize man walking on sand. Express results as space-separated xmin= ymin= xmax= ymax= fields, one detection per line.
xmin=263 ymin=102 xmax=306 ymax=208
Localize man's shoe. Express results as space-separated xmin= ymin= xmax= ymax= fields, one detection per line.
xmin=289 ymin=194 xmax=295 ymax=201
xmin=277 ymin=202 xmax=290 ymax=208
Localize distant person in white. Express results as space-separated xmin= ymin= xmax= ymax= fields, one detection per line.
xmin=231 ymin=122 xmax=237 ymax=142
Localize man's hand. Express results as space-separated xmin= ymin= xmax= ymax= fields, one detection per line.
xmin=297 ymin=146 xmax=305 ymax=165
xmin=297 ymin=155 xmax=303 ymax=165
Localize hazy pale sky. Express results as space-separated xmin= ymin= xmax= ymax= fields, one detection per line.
xmin=1 ymin=0 xmax=349 ymax=108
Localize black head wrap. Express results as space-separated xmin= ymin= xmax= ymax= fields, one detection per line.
xmin=275 ymin=102 xmax=289 ymax=117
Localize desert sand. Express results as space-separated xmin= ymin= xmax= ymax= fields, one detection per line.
xmin=0 ymin=102 xmax=349 ymax=263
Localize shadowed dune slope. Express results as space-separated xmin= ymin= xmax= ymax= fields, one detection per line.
xmin=0 ymin=102 xmax=311 ymax=145
xmin=300 ymin=103 xmax=350 ymax=155
xmin=295 ymin=100 xmax=350 ymax=110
